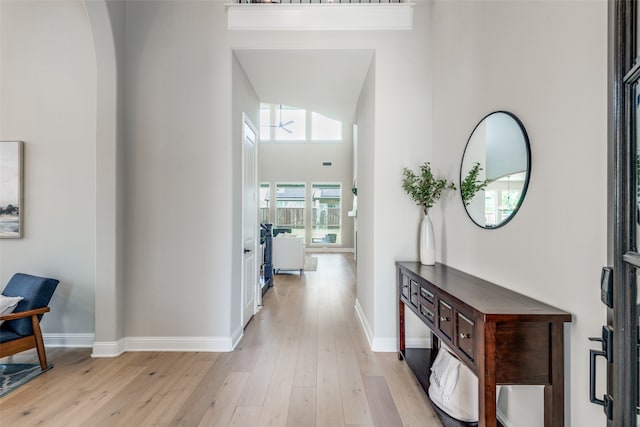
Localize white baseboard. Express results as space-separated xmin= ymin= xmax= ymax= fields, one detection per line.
xmin=354 ymin=298 xmax=374 ymax=348
xmin=44 ymin=333 xmax=95 ymax=348
xmin=230 ymin=325 xmax=243 ymax=350
xmin=306 ymin=247 xmax=354 ymax=253
xmin=92 ymin=339 xmax=126 ymax=358
xmin=371 ymin=337 xmax=397 ymax=352
xmin=406 ymin=336 xmax=431 ymax=348
xmin=91 ymin=335 xmax=237 ymax=357
xmin=124 ymin=336 xmax=235 ymax=352
xmin=354 ymin=299 xmax=429 ymax=352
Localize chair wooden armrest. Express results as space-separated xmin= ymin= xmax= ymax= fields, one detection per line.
xmin=0 ymin=306 xmax=51 ymax=370
xmin=0 ymin=307 xmax=50 ymax=322
xmin=0 ymin=273 xmax=59 ymax=371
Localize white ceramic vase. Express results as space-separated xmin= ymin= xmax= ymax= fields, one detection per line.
xmin=420 ymin=213 xmax=436 ymax=265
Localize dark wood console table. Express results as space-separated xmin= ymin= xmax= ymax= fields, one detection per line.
xmin=397 ymin=262 xmax=572 ymax=427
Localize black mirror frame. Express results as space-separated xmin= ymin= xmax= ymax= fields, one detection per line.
xmin=459 ymin=110 xmax=532 ymax=229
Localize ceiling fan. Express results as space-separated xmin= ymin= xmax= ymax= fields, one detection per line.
xmin=267 ymin=105 xmax=294 ymax=133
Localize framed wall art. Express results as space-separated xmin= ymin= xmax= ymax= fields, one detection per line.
xmin=0 ymin=141 xmax=23 ymax=238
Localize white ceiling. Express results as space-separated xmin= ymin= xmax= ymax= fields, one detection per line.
xmin=234 ymin=49 xmax=374 ymax=121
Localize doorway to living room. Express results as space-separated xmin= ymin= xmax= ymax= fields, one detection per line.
xmin=233 ymin=49 xmax=373 ymax=308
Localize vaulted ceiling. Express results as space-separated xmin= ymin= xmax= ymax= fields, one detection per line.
xmin=234 ymin=49 xmax=374 ymax=122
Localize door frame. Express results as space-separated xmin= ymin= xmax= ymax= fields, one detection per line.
xmin=241 ymin=112 xmax=260 ymax=327
xmin=610 ymin=0 xmax=639 ymax=424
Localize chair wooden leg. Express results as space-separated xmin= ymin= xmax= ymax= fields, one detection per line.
xmin=31 ymin=315 xmax=48 ymax=370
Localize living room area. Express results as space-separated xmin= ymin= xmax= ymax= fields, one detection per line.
xmin=234 ymin=50 xmax=370 ymax=298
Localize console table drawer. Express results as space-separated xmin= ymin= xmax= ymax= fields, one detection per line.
xmin=438 ymin=300 xmax=453 ymax=339
xmin=401 ymin=274 xmax=410 ymax=300
xmin=420 ymin=286 xmax=435 ymax=304
xmin=419 ymin=302 xmax=435 ymax=324
xmin=410 ymin=280 xmax=419 ymax=307
xmin=456 ymin=312 xmax=475 ymax=361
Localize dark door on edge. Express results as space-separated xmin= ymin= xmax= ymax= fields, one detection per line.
xmin=601 ymin=1 xmax=640 ymax=425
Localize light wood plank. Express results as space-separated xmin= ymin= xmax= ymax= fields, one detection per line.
xmin=197 ymin=371 xmax=250 ymax=427
xmin=229 ymin=405 xmax=262 ymax=427
xmin=335 ymin=319 xmax=373 ymax=425
xmin=238 ymin=344 xmax=280 ymax=406
xmin=287 ymin=386 xmax=316 ymax=427
xmin=71 ymin=352 xmax=189 ymax=426
xmin=140 ymin=357 xmax=219 ymax=426
xmin=363 ymin=375 xmax=405 ymax=427
xmin=293 ymin=287 xmax=319 ymax=387
xmin=1 ymin=353 xmax=146 ymax=426
xmin=256 ymin=340 xmax=300 ymax=426
xmin=168 ymin=352 xmax=235 ymax=426
xmin=315 ymin=284 xmax=345 ymax=427
xmin=377 ymin=352 xmax=440 ymax=427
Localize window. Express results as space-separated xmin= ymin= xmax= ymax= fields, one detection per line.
xmin=311 ymin=183 xmax=341 ymax=244
xmin=259 ymin=183 xmax=270 ymax=223
xmin=275 ymin=183 xmax=305 ymax=238
xmin=499 ymin=190 xmax=520 ymax=223
xmin=275 ymin=105 xmax=306 ymax=140
xmin=260 ymin=104 xmax=271 ymax=141
xmin=484 ymin=191 xmax=497 ymax=226
xmin=259 ymin=103 xmax=342 ymax=142
xmin=311 ymin=112 xmax=342 ymax=141
xmin=260 ymin=104 xmax=306 ymax=141
xmin=483 ymin=173 xmax=525 ymax=225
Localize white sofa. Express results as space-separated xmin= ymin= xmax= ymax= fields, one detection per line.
xmin=272 ymin=235 xmax=305 ymax=274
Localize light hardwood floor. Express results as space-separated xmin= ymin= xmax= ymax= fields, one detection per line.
xmin=0 ymin=253 xmax=440 ymax=427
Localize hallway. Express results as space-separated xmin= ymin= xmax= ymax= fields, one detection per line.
xmin=0 ymin=253 xmax=439 ymax=426
xmin=238 ymin=252 xmax=439 ymax=426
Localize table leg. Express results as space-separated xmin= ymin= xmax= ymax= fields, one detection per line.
xmin=430 ymin=332 xmax=439 ymax=365
xmin=479 ymin=322 xmax=497 ymax=427
xmin=544 ymin=322 xmax=565 ymax=427
xmin=398 ymin=299 xmax=405 ymax=360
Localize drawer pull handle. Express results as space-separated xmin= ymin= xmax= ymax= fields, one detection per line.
xmin=440 ymin=316 xmax=450 ymax=322
xmin=421 ymin=289 xmax=434 ymax=298
xmin=421 ymin=308 xmax=434 ymax=318
xmin=412 ymin=291 xmax=418 ymax=296
xmin=459 ymin=333 xmax=471 ymax=339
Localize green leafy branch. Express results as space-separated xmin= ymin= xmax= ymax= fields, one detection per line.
xmin=402 ymin=162 xmax=456 ymax=215
xmin=461 ymin=162 xmax=492 ymax=206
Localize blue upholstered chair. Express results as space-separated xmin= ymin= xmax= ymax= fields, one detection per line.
xmin=0 ymin=274 xmax=59 ymax=370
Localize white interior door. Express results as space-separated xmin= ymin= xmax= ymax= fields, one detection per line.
xmin=242 ymin=113 xmax=258 ymax=327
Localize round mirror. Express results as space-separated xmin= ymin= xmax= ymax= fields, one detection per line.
xmin=460 ymin=111 xmax=531 ymax=229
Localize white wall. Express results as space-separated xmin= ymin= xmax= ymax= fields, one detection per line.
xmin=431 ymin=1 xmax=607 ymax=426
xmin=373 ymin=4 xmax=434 ymax=346
xmin=123 ymin=1 xmax=232 ymax=341
xmin=0 ymin=0 xmax=97 ymax=341
xmin=355 ymin=59 xmax=376 ymax=341
xmin=87 ymin=0 xmax=126 ymax=351
xmin=120 ymin=0 xmax=435 ymax=346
